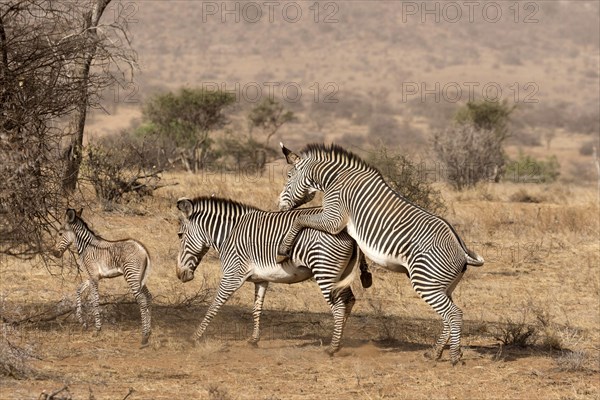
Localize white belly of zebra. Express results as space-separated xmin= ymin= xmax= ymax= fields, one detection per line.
xmin=97 ymin=262 xmax=123 ymax=278
xmin=347 ymin=220 xmax=409 ymax=273
xmin=247 ymin=262 xmax=313 ymax=284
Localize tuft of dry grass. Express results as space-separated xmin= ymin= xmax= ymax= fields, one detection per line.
xmin=1 ymin=171 xmax=599 ymax=399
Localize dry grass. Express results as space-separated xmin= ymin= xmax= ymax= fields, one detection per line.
xmin=1 ymin=168 xmax=598 ymax=399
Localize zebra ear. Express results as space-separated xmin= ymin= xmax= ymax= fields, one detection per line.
xmin=177 ymin=198 xmax=193 ymax=217
xmin=66 ymin=209 xmax=76 ymax=223
xmin=280 ymin=142 xmax=300 ymax=165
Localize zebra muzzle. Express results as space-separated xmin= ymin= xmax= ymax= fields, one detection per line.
xmin=177 ymin=267 xmax=195 ymax=283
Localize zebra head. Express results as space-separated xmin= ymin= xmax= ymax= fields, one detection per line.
xmin=176 ymin=198 xmax=210 ymax=283
xmin=278 ymin=143 xmax=316 ymax=211
xmin=53 ymin=208 xmax=80 ymax=258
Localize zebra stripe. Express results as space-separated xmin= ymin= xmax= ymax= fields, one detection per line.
xmin=176 ymin=196 xmax=360 ymax=355
xmin=277 ymin=143 xmax=484 ymax=365
xmin=53 ymin=208 xmax=152 ymax=347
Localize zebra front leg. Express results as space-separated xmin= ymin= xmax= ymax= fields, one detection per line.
xmin=276 ymin=223 xmax=304 ymax=263
xmin=75 ymin=280 xmax=90 ymax=327
xmin=194 ymin=278 xmax=245 ymax=342
xmin=136 ymin=286 xmax=152 ymax=348
xmin=277 ymin=213 xmax=346 ymax=263
xmin=248 ymin=282 xmax=269 ymax=347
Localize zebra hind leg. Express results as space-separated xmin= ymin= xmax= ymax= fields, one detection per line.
xmin=425 ymin=319 xmax=450 ymax=360
xmin=75 ymin=280 xmax=90 ymax=327
xmin=136 ymin=285 xmax=152 ymax=348
xmin=326 ymin=287 xmax=355 ymax=356
xmin=248 ymin=282 xmax=269 ymax=347
xmin=417 ymin=289 xmax=464 ymax=366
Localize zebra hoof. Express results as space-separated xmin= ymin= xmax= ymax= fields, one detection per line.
xmin=423 ymin=348 xmax=442 ymax=361
xmin=140 ymin=333 xmax=151 ymax=348
xmin=325 ymin=347 xmax=339 ymax=357
xmin=360 ymin=271 xmax=373 ymax=288
xmin=247 ymin=339 xmax=259 ymax=348
xmin=451 ymin=349 xmax=464 ymax=366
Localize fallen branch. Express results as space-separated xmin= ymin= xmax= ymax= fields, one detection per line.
xmin=38 ymin=386 xmax=71 ymax=400
xmin=122 ymin=388 xmax=135 ymax=400
xmin=7 ymin=296 xmax=135 ymax=325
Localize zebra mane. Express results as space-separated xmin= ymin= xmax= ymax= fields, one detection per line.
xmin=300 ymin=143 xmax=378 ymax=173
xmin=187 ymin=196 xmax=261 ymax=216
xmin=72 ymin=215 xmax=103 ymax=240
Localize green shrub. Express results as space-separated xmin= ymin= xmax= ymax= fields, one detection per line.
xmin=505 ymin=153 xmax=560 ymax=183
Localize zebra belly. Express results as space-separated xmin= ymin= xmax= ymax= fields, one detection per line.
xmin=97 ymin=262 xmax=123 ymax=279
xmin=247 ymin=263 xmax=313 ymax=284
xmin=347 ymin=220 xmax=409 ymax=274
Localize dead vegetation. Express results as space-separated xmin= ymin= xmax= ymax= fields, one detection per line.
xmin=1 ymin=171 xmax=598 ymax=398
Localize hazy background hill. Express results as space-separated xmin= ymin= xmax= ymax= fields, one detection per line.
xmin=88 ymin=0 xmax=599 ymax=179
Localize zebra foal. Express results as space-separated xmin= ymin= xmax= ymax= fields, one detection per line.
xmin=53 ymin=208 xmax=152 ymax=347
xmin=276 ymin=143 xmax=485 ymax=365
xmin=176 ymin=196 xmax=361 ymax=354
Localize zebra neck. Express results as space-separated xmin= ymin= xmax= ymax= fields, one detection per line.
xmin=316 ymin=162 xmax=377 ymax=190
xmin=205 ymin=215 xmax=240 ymax=254
xmin=74 ymin=226 xmax=100 ymax=255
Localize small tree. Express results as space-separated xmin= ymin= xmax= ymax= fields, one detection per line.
xmin=247 ymin=98 xmax=296 ymax=147
xmin=1 ymin=1 xmax=133 ymax=257
xmin=141 ymin=88 xmax=235 ymax=172
xmin=244 ymin=98 xmax=296 ymax=172
xmin=454 ymin=99 xmax=515 ymax=140
xmin=434 ymin=100 xmax=514 ymax=190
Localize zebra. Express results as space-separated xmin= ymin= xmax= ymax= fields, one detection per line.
xmin=176 ymin=196 xmax=363 ymax=355
xmin=53 ymin=208 xmax=152 ymax=348
xmin=275 ymin=143 xmax=485 ymax=365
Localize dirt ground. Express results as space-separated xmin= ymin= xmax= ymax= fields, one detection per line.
xmin=1 ymin=175 xmax=599 ymax=400
xmin=1 ymin=298 xmax=598 ymax=400
xmin=1 ymin=256 xmax=599 ymax=399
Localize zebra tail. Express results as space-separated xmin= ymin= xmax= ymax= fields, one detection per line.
xmin=466 ymin=248 xmax=484 ymax=267
xmin=331 ymin=245 xmax=361 ymax=299
xmin=140 ymin=245 xmax=152 ymax=287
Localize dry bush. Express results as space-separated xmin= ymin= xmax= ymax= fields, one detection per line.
xmin=509 ymin=188 xmax=544 ymax=203
xmin=366 ymin=296 xmax=402 ymax=342
xmin=433 ymin=124 xmax=504 ymax=190
xmin=367 ymin=146 xmax=446 ymax=215
xmin=555 ymin=350 xmax=589 ymax=372
xmin=207 ymin=384 xmax=233 ymax=400
xmin=0 ymin=323 xmax=36 ymax=379
xmin=578 ymin=140 xmax=598 ymax=157
xmin=82 ymin=142 xmax=166 ymax=209
xmin=493 ymin=317 xmax=538 ymax=347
